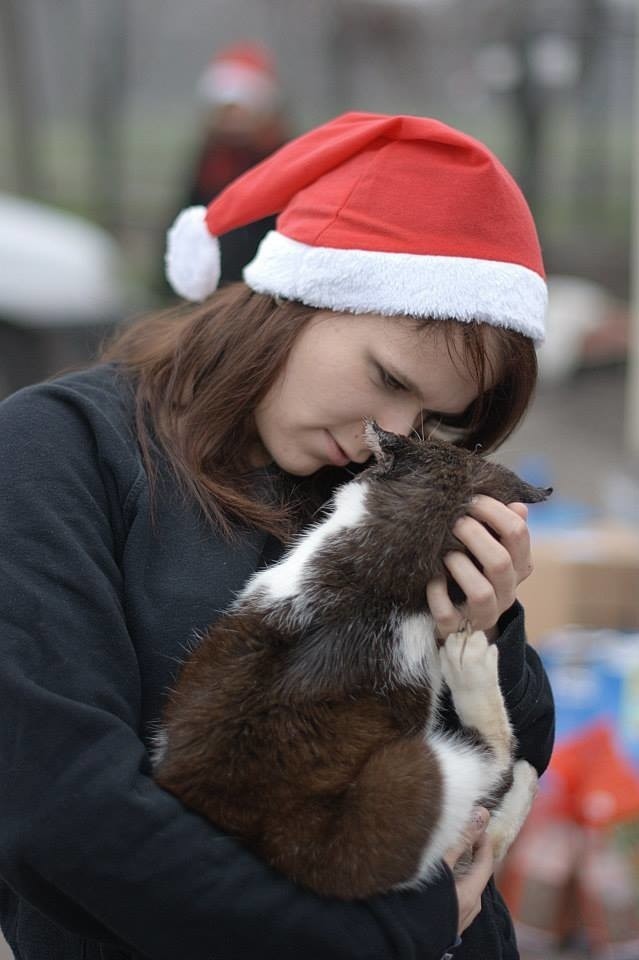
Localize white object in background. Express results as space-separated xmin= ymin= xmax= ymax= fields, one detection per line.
xmin=538 ymin=275 xmax=616 ymax=382
xmin=0 ymin=192 xmax=128 ymax=326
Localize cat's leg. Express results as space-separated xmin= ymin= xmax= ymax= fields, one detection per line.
xmin=393 ymin=629 xmax=518 ymax=890
xmin=438 ymin=627 xmax=513 ymax=770
xmin=402 ymin=729 xmax=510 ymax=888
xmin=486 ymin=758 xmax=538 ymax=861
xmin=262 ymin=731 xmax=465 ymax=898
xmin=439 ymin=628 xmax=536 ymax=862
xmin=391 ymin=629 xmax=518 ymax=889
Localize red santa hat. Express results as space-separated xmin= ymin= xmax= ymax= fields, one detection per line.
xmin=197 ymin=41 xmax=279 ymax=111
xmin=166 ymin=111 xmax=547 ymax=342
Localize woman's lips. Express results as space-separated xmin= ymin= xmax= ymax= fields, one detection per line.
xmin=325 ymin=431 xmax=351 ymax=467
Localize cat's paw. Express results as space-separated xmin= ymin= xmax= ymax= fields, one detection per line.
xmin=439 ymin=627 xmax=498 ymax=695
xmin=439 ymin=627 xmax=511 ymax=760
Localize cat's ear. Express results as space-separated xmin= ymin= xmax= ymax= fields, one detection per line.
xmin=473 ymin=458 xmax=553 ymax=504
xmin=363 ymin=420 xmax=407 ymax=470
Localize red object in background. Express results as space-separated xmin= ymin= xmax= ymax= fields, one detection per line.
xmin=499 ymin=721 xmax=639 ymax=958
xmin=552 ymin=721 xmax=639 ymax=828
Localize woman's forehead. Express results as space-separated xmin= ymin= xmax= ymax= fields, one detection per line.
xmin=312 ymin=310 xmax=501 ymax=392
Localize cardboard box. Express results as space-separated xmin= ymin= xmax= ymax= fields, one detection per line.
xmin=518 ymin=523 xmax=639 ymax=644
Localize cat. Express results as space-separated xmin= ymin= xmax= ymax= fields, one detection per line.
xmin=154 ymin=422 xmax=551 ymax=899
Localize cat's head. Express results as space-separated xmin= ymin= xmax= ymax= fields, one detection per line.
xmin=361 ymin=419 xmax=551 ymax=507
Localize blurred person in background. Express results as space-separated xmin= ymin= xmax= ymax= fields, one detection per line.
xmin=0 ymin=112 xmax=554 ymax=960
xmin=160 ymin=40 xmax=289 ymax=291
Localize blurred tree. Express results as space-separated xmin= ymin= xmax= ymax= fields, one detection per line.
xmin=574 ymin=0 xmax=608 ymax=206
xmin=89 ymin=0 xmax=129 ymax=234
xmin=0 ymin=0 xmax=41 ymax=197
xmin=502 ymin=0 xmax=548 ymax=212
xmin=326 ymin=0 xmax=425 ymax=112
xmin=0 ymin=0 xmax=130 ymax=232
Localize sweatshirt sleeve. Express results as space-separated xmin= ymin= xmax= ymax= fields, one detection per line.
xmin=495 ymin=601 xmax=555 ymax=776
xmin=0 ymin=385 xmax=459 ymax=960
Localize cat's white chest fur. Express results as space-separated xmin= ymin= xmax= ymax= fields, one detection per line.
xmin=394 ymin=612 xmax=442 ymax=699
xmin=242 ymin=481 xmax=369 ymax=604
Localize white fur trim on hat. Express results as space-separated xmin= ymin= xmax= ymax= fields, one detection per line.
xmin=165 ymin=206 xmax=221 ymax=301
xmin=244 ymin=232 xmax=547 ymax=343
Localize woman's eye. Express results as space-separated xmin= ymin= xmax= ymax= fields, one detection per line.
xmin=380 ymin=367 xmax=405 ymax=391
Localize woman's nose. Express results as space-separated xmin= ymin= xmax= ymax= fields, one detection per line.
xmin=351 ymin=403 xmax=423 ymax=462
xmin=375 ymin=403 xmax=423 ymax=438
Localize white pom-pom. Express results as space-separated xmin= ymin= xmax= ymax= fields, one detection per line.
xmin=165 ymin=206 xmax=221 ymax=301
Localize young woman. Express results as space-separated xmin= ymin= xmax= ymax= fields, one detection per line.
xmin=0 ymin=113 xmax=554 ymax=960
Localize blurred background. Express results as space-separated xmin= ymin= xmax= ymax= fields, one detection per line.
xmin=1 ymin=0 xmax=639 ymax=957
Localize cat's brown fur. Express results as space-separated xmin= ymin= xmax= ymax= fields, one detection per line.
xmin=155 ymin=425 xmax=550 ymax=898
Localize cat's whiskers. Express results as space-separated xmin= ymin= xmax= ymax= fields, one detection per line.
xmin=427 ymin=418 xmax=442 ymax=441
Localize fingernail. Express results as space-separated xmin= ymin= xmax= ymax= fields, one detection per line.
xmin=471 ymin=807 xmax=490 ymax=829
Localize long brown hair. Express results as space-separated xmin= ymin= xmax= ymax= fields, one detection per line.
xmin=101 ymin=283 xmax=537 ymax=538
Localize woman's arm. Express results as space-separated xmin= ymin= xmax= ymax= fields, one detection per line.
xmin=0 ymin=383 xmax=460 ymax=960
xmin=493 ymin=602 xmax=555 ymax=775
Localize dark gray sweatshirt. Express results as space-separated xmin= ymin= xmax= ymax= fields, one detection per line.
xmin=0 ymin=364 xmax=554 ymax=960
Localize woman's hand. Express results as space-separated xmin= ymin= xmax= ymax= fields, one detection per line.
xmin=444 ymin=806 xmax=495 ymax=936
xmin=426 ymin=497 xmax=532 ymax=640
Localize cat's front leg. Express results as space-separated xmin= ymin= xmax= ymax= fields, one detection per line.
xmin=486 ymin=758 xmax=538 ymax=861
xmin=438 ymin=627 xmax=513 ymax=769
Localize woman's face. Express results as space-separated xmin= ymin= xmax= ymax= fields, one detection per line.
xmin=253 ymin=313 xmax=494 ymax=476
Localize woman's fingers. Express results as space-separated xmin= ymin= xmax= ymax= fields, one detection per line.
xmin=443 ymin=550 xmax=502 ymax=631
xmin=442 ymin=807 xmax=495 ymax=936
xmin=454 ymin=833 xmax=496 ymax=934
xmin=451 ymin=518 xmax=516 ymax=588
xmin=443 ymin=807 xmax=490 ymax=869
xmin=461 ymin=496 xmax=532 ymax=584
xmin=428 ymin=496 xmax=534 ymax=635
xmin=426 ymin=575 xmax=465 ymax=638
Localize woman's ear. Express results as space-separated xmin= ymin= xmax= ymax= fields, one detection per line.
xmin=363 ymin=420 xmax=407 ymax=470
